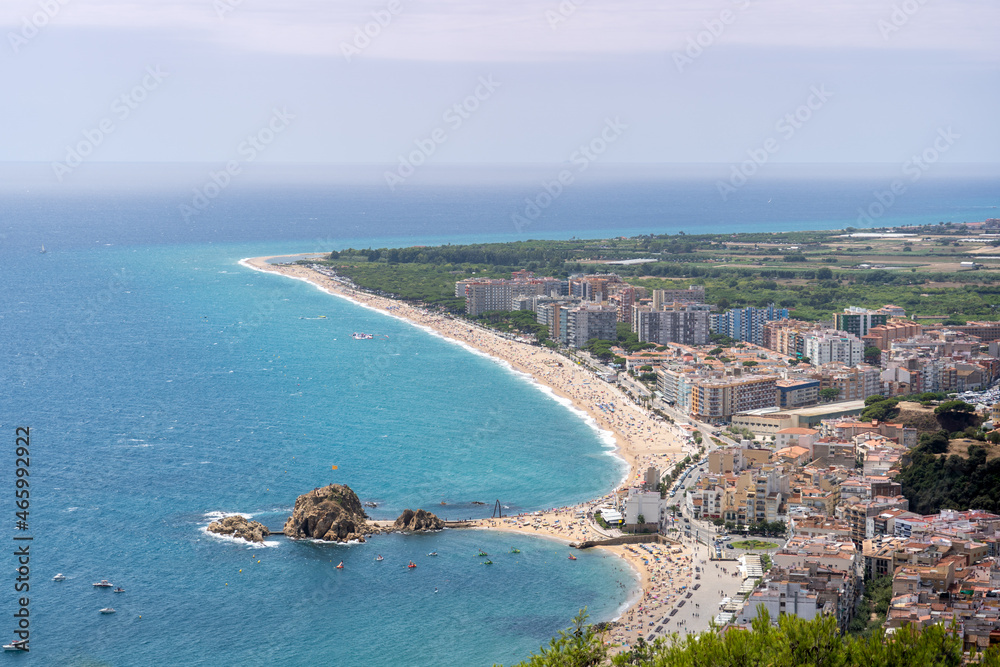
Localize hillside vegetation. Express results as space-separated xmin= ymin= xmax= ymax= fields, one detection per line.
xmin=503 ymin=608 xmax=1000 ymax=666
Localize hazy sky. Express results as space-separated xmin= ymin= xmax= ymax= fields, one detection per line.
xmin=2 ymin=0 xmax=998 ymax=166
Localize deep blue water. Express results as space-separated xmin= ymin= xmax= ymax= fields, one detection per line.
xmin=1 ymin=174 xmax=997 ymax=665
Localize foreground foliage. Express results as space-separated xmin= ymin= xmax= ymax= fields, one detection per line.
xmin=504 ymin=609 xmax=1000 ymax=666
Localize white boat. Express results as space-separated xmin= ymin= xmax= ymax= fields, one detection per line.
xmin=427 ymin=552 xmax=438 ymax=556
xmin=93 ymin=580 xmax=113 ymax=588
xmin=99 ymin=608 xmax=116 ymax=614
xmin=53 ymin=573 xmax=66 ymax=581
xmin=352 ymin=332 xmax=374 ymax=340
xmin=3 ymin=639 xmax=28 ymax=651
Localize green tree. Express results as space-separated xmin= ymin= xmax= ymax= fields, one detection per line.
xmin=864 ymin=345 xmax=882 ymax=365
xmin=849 ymin=575 xmax=893 ymax=636
xmin=819 ymin=387 xmax=842 ymax=403
xmin=934 ymin=400 xmax=979 ymax=432
xmin=862 ymin=397 xmax=900 ymax=422
xmin=508 ymin=609 xmax=607 ymax=667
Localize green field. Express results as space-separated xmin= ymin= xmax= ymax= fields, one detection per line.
xmin=304 ymin=224 xmax=1000 ymax=321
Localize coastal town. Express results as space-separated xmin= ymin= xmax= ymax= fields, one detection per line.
xmin=246 ymin=244 xmax=1000 ymax=659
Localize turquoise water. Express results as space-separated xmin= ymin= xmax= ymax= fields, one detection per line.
xmin=1 ymin=241 xmax=631 ymax=666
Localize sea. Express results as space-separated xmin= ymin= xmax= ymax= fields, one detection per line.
xmin=1 ymin=166 xmax=998 ymax=666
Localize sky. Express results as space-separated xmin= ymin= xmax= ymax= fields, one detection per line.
xmin=1 ymin=0 xmax=998 ymax=171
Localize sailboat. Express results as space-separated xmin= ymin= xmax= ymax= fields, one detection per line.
xmin=40 ymin=244 xmax=46 ymax=254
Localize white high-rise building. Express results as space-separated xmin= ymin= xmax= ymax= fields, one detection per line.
xmin=803 ymin=331 xmax=864 ymax=366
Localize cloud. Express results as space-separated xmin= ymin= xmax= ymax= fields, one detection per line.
xmin=2 ymin=0 xmax=997 ymax=61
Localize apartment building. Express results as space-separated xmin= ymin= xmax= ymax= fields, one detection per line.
xmin=651 ymin=285 xmax=705 ymax=307
xmin=808 ymin=363 xmax=881 ymax=402
xmin=862 ymin=320 xmax=922 ymax=351
xmin=689 ymin=374 xmax=779 ymax=422
xmin=633 ymin=303 xmax=711 ymax=346
xmin=803 ymin=331 xmax=865 ymax=366
xmin=565 ymin=304 xmax=618 ymax=348
xmin=711 ymin=304 xmax=790 ymax=346
xmin=834 ymin=307 xmax=888 ymax=338
xmin=777 ymin=379 xmax=820 ymax=408
xmin=763 ymin=319 xmax=825 ymax=357
xmin=461 ymin=279 xmax=513 ymax=316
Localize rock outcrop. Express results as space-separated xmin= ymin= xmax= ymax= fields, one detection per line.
xmin=207 ymin=515 xmax=270 ymax=543
xmin=283 ymin=484 xmax=377 ymax=543
xmin=393 ymin=509 xmax=444 ymax=532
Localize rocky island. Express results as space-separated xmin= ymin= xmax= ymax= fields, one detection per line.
xmin=283 ymin=484 xmax=377 ymax=542
xmin=280 ymin=484 xmax=446 ymax=542
xmin=207 ymin=515 xmax=271 ymax=543
xmin=394 ymin=508 xmax=445 ymax=532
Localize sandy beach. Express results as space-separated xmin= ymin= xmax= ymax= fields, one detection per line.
xmin=241 ymin=255 xmax=703 ymax=649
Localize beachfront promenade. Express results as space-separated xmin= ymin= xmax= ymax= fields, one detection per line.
xmin=242 ymin=256 xmax=720 ymax=649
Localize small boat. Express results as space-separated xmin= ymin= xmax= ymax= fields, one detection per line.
xmin=509 ymin=548 xmax=521 ymax=554
xmin=364 ymin=501 xmax=378 ymax=508
xmin=99 ymin=608 xmax=116 ymax=614
xmin=3 ymin=639 xmax=28 ymax=651
xmin=427 ymin=552 xmax=438 ymax=557
xmin=477 ymin=550 xmax=488 ymax=557
xmin=113 ymin=588 xmax=125 ymax=593
xmin=352 ymin=332 xmax=374 ymax=340
xmin=568 ymin=555 xmax=578 ymax=561
xmin=483 ymin=560 xmax=493 ymax=565
xmin=407 ymin=561 xmax=417 ymax=569
xmin=375 ymin=555 xmax=384 ymax=562
xmin=93 ymin=580 xmax=113 ymax=588
xmin=53 ymin=573 xmax=66 ymax=581
xmin=40 ymin=245 xmax=46 ymax=254
xmin=336 ymin=561 xmax=344 ymax=569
